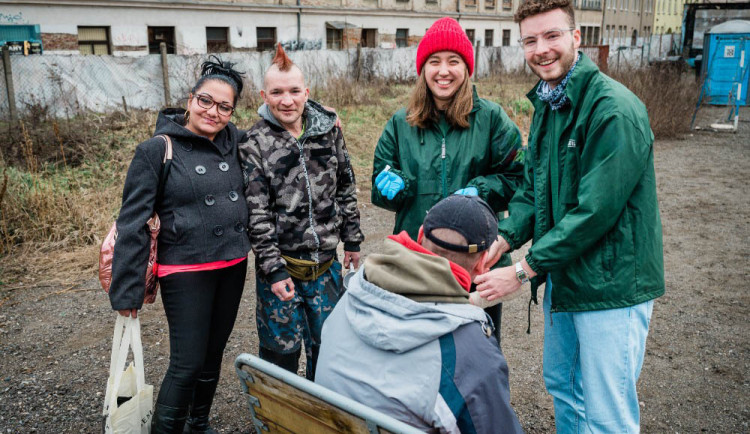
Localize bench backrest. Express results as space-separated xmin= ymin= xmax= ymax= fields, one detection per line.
xmin=234 ymin=353 xmax=424 ymax=434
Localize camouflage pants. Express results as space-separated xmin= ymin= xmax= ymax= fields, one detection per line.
xmin=256 ymin=261 xmax=343 ymax=377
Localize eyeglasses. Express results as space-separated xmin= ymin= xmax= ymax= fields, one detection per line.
xmin=518 ymin=27 xmax=575 ymax=51
xmin=193 ymin=93 xmax=234 ymax=116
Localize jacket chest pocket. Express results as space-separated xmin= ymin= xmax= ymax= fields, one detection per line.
xmin=559 ymin=138 xmax=581 ymax=206
xmin=308 ymin=147 xmax=337 ymax=172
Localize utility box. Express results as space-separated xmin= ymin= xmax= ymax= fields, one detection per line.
xmin=0 ymin=24 xmax=43 ymax=55
xmin=701 ymin=20 xmax=750 ymax=106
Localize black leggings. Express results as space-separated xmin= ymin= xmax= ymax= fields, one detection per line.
xmin=155 ymin=260 xmax=247 ymax=408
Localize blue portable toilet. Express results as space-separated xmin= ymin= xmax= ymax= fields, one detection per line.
xmin=701 ymin=20 xmax=750 ymax=106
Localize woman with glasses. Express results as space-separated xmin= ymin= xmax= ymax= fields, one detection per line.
xmin=109 ymin=57 xmax=251 ymax=433
xmin=371 ymin=17 xmax=525 ymax=346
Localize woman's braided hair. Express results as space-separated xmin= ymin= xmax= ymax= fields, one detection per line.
xmin=191 ymin=55 xmax=245 ymax=104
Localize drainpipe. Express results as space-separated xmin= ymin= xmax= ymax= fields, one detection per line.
xmin=297 ymin=0 xmax=301 ymax=44
xmin=600 ymin=0 xmax=607 ymax=45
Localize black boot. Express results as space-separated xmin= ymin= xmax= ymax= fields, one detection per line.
xmin=259 ymin=346 xmax=300 ymax=374
xmin=183 ymin=372 xmax=220 ymax=434
xmin=151 ymin=403 xmax=189 ymax=434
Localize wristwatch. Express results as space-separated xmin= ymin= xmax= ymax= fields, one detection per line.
xmin=515 ymin=261 xmax=530 ymax=285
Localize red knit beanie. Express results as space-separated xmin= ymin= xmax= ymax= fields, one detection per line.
xmin=416 ymin=17 xmax=475 ymax=76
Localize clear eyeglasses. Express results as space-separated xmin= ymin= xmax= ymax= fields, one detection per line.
xmin=194 ymin=93 xmax=234 ymax=116
xmin=518 ymin=27 xmax=576 ymax=51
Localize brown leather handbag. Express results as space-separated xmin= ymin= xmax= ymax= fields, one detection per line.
xmin=99 ymin=135 xmax=173 ymax=303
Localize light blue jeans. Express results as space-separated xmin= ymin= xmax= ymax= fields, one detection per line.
xmin=543 ymin=276 xmax=654 ymax=434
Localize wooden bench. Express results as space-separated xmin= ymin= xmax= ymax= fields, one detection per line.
xmin=235 ymin=353 xmax=424 ymax=434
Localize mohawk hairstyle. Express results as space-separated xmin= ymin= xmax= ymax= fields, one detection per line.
xmin=271 ymin=43 xmax=294 ymax=72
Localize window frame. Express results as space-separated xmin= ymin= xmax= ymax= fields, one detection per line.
xmin=396 ymin=28 xmax=409 ymax=48
xmin=148 ymin=26 xmax=175 ymax=54
xmin=327 ymin=26 xmax=343 ymax=50
xmin=77 ymin=26 xmax=111 ymax=55
xmin=256 ymin=27 xmax=277 ymax=52
xmin=484 ymin=29 xmax=494 ymax=47
xmin=206 ymin=26 xmax=229 ymax=53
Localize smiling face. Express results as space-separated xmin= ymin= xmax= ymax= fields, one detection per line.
xmin=423 ymin=51 xmax=467 ymax=110
xmin=520 ymin=8 xmax=580 ymax=89
xmin=185 ymin=79 xmax=235 ymax=141
xmin=261 ymin=65 xmax=309 ymax=132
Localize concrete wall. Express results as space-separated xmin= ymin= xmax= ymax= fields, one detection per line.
xmin=0 ymin=45 xmax=527 ymax=118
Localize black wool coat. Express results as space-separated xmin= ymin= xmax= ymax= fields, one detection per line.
xmin=109 ymin=109 xmax=251 ymax=310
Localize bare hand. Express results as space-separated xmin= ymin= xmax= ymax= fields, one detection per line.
xmin=485 ymin=236 xmax=511 ymax=268
xmin=117 ymin=309 xmax=138 ymax=318
xmin=343 ymin=251 xmax=360 ymax=269
xmin=271 ymin=278 xmax=295 ymax=301
xmin=474 ymin=266 xmax=522 ymax=302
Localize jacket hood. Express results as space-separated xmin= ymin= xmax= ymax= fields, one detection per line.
xmin=367 ymin=232 xmax=472 ymax=298
xmin=154 ymin=108 xmax=237 ymax=156
xmin=257 ymin=99 xmax=337 ymax=139
xmin=343 ymin=265 xmax=488 ymax=353
xmin=339 ymin=234 xmax=486 ymax=353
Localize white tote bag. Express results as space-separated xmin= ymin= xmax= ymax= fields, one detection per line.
xmin=103 ymin=315 xmax=154 ymax=434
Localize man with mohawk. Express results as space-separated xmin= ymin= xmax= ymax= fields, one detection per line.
xmin=239 ymin=44 xmax=364 ymax=379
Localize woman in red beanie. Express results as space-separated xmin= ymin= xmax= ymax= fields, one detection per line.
xmin=371 ymin=17 xmax=524 ymax=346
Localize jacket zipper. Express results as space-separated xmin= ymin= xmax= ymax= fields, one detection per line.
xmin=294 ymin=136 xmax=321 ymax=265
xmin=441 ymin=137 xmax=447 ymax=198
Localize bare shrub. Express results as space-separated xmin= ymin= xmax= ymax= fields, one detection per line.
xmin=312 ymin=75 xmax=375 ymax=108
xmin=1 ymin=108 xmax=153 ymax=169
xmin=610 ymin=67 xmax=699 ymax=139
xmin=0 ymin=110 xmax=154 ymax=256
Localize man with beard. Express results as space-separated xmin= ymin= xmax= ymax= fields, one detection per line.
xmin=473 ymin=0 xmax=664 ymax=432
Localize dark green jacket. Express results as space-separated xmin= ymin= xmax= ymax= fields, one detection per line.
xmin=498 ymin=53 xmax=665 ymax=312
xmin=372 ymin=87 xmax=524 ymax=261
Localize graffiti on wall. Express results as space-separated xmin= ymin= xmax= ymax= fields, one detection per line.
xmin=113 ymin=33 xmax=143 ymax=46
xmin=0 ymin=11 xmax=26 ymax=24
xmin=281 ymin=39 xmax=322 ymax=51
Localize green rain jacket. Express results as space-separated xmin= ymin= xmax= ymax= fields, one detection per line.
xmin=372 ymin=86 xmax=524 ymax=264
xmin=498 ymin=53 xmax=665 ymax=312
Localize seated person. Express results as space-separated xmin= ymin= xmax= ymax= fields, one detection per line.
xmin=315 ymin=195 xmax=523 ymax=433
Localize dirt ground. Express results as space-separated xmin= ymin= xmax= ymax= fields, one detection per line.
xmin=0 ymin=106 xmax=748 ymax=433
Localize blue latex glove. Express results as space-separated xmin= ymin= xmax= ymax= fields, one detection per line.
xmin=454 ymin=186 xmax=479 ymax=196
xmin=375 ymin=169 xmax=405 ymax=200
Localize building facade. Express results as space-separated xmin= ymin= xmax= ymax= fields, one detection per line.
xmin=601 ymin=0 xmax=654 ymax=47
xmin=573 ymin=0 xmax=604 ymax=46
xmin=0 ymin=0 xmax=528 ymax=56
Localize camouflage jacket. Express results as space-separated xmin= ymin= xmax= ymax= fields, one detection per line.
xmin=239 ymin=100 xmax=364 ymax=283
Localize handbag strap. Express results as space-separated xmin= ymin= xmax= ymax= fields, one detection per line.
xmin=130 ymin=317 xmax=146 ymax=390
xmin=103 ymin=315 xmax=127 ymax=415
xmin=105 ymin=316 xmax=135 ymax=414
xmin=155 ymin=134 xmax=173 ymax=204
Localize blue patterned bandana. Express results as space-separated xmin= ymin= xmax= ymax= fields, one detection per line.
xmin=536 ymin=53 xmax=580 ymax=111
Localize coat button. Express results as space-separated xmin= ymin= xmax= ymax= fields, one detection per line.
xmin=204 ymin=195 xmax=215 ymax=206
xmin=228 ymin=191 xmax=239 ymax=202
xmin=219 ymin=162 xmax=229 ymax=172
xmin=213 ymin=225 xmax=224 ymax=236
xmin=234 ymin=222 xmax=245 ymax=233
xmin=181 ymin=142 xmax=193 ymax=151
xmin=195 ymin=165 xmax=206 ymax=175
